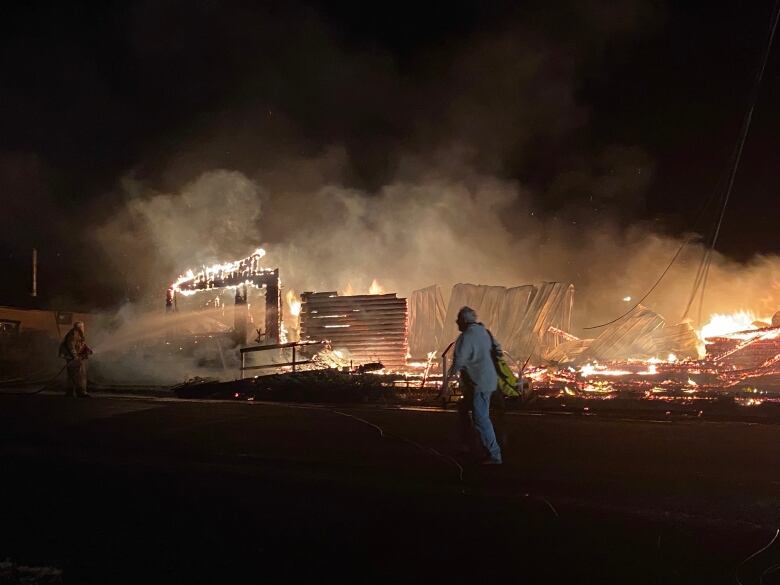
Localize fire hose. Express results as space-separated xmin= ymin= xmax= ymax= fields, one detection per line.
xmin=0 ymin=364 xmax=67 ymax=395
xmin=1 ymin=344 xmax=94 ymax=395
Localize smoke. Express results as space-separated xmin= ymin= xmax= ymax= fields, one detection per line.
xmin=80 ymin=0 xmax=780 ymax=385
xmin=92 ymin=3 xmax=666 ymax=307
xmin=96 ymin=162 xmax=780 ymax=335
xmin=88 ymin=303 xmax=240 ymax=385
xmin=94 ymin=171 xmax=265 ymax=305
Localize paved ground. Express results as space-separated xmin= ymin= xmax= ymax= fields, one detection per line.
xmin=3 ymin=393 xmax=780 ymax=584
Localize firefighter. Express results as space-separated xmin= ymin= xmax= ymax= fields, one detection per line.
xmin=447 ymin=307 xmax=502 ymax=464
xmin=59 ymin=321 xmax=92 ymax=398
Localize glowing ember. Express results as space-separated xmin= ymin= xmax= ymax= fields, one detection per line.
xmin=736 ymin=397 xmax=763 ymax=407
xmin=699 ymin=310 xmax=770 ymax=340
xmin=638 ymin=364 xmax=658 ymax=375
xmin=579 ymin=363 xmax=631 ymax=377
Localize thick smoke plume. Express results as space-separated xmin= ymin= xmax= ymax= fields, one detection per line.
xmin=97 ymin=162 xmax=780 ymax=336
xmin=82 ymin=1 xmax=780 ymax=384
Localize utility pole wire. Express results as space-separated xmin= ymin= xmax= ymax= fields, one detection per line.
xmin=587 ymin=0 xmax=780 ymax=331
xmin=683 ymin=0 xmax=780 ymax=323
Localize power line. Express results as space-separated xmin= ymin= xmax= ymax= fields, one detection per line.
xmin=585 ymin=0 xmax=780 ymax=331
xmin=583 ymin=235 xmax=692 ymax=330
xmin=683 ymin=0 xmax=780 ymax=323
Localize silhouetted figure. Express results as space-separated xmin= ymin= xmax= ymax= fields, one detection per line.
xmin=59 ymin=321 xmax=92 ymax=398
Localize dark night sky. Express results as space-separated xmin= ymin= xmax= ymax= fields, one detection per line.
xmin=1 ymin=0 xmax=779 ymax=309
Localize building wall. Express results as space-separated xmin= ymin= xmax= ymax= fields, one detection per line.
xmin=0 ymin=306 xmax=93 ymax=340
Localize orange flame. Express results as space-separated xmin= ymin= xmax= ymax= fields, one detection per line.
xmin=285 ymin=290 xmax=302 ymax=317
xmin=699 ymin=310 xmax=771 ymax=340
xmin=171 ymin=248 xmax=267 ymax=297
xmin=368 ymin=278 xmax=385 ymax=295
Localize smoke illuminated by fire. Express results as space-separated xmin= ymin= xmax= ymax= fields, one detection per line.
xmin=369 ymin=279 xmax=385 ymax=295
xmin=339 ymin=279 xmax=385 ymax=295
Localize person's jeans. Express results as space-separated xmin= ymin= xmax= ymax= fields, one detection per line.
xmin=66 ymin=359 xmax=87 ymax=396
xmin=472 ymin=390 xmax=502 ymax=462
xmin=458 ymin=388 xmax=506 ymax=453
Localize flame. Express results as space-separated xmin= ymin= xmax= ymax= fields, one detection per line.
xmin=368 ymin=278 xmax=385 ymax=295
xmin=340 ymin=279 xmax=385 ymax=296
xmin=171 ymin=248 xmax=268 ymax=296
xmin=285 ymin=290 xmax=302 ymax=317
xmin=699 ymin=311 xmax=771 ymax=340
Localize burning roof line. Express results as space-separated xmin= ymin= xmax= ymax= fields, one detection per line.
xmin=170 ymin=249 xmax=271 ymax=296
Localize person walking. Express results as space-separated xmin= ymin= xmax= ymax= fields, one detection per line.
xmin=447 ymin=307 xmax=502 ymax=464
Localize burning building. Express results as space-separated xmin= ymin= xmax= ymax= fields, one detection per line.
xmin=160 ymin=247 xmax=780 ymax=399
xmin=167 ymin=249 xmax=281 ymax=345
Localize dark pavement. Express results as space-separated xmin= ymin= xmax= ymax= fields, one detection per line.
xmin=2 ymin=394 xmax=780 ymax=584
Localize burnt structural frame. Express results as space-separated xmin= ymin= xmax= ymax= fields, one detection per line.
xmin=166 ymin=269 xmax=281 ymax=344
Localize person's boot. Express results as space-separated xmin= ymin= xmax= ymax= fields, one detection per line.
xmin=479 ymin=457 xmax=502 ymax=465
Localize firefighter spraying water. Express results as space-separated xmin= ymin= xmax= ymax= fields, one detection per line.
xmin=59 ymin=321 xmax=93 ymax=398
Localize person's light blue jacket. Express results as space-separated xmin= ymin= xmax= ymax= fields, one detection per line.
xmin=448 ymin=323 xmax=498 ymax=393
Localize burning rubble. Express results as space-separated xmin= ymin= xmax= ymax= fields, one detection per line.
xmin=158 ymin=247 xmax=780 ymax=404
xmin=525 ymin=312 xmax=780 ymax=401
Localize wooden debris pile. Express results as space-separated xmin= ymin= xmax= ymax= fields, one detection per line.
xmin=545 ymin=306 xmax=702 ymax=365
xmin=705 ymin=326 xmax=780 ymax=369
